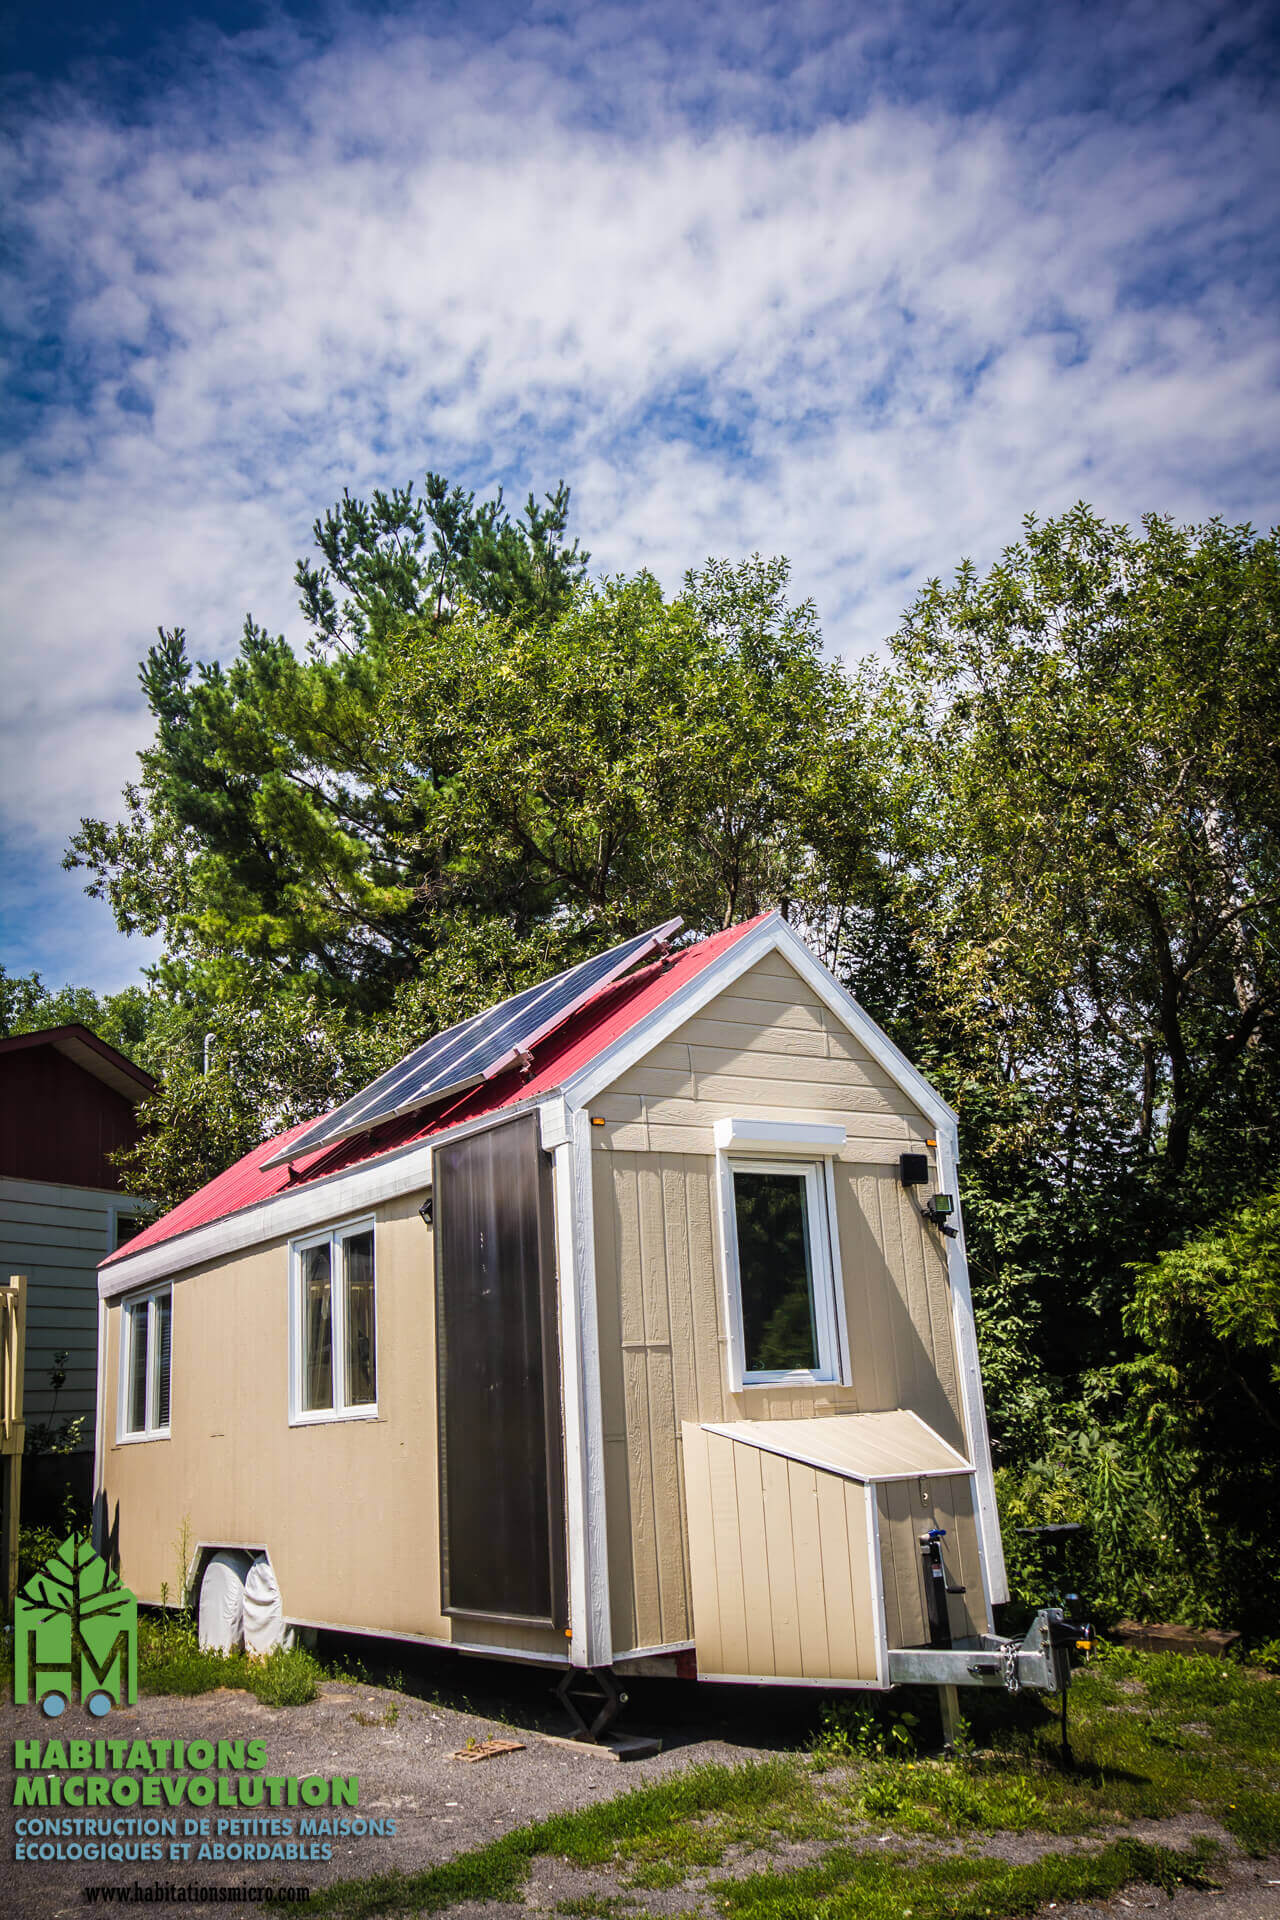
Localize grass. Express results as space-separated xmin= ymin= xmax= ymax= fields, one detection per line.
xmin=303 ymin=1644 xmax=1280 ymax=1919
xmin=3 ymin=1622 xmax=1275 ymax=1915
xmin=709 ymin=1837 xmax=1223 ymax=1920
xmin=138 ymin=1612 xmax=324 ymax=1706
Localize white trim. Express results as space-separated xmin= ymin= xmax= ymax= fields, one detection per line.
xmin=824 ymin=1155 xmax=853 ymax=1389
xmin=280 ymin=1615 xmax=571 ymax=1669
xmin=713 ymin=1117 xmax=846 ymax=1152
xmin=697 ymin=1670 xmax=889 ymax=1691
xmin=770 ymin=920 xmax=958 ymax=1132
xmin=550 ymin=1112 xmax=612 ymax=1668
xmin=866 ymin=1480 xmax=890 ymax=1689
xmin=91 ymin=1292 xmax=109 ymax=1551
xmin=106 ymin=1199 xmax=154 ymax=1256
xmin=715 ymin=1151 xmax=847 ymax=1393
xmin=934 ymin=1128 xmax=1006 ymax=1609
xmin=115 ymin=1283 xmax=171 ymax=1443
xmin=99 ymin=914 xmax=952 ymax=1300
xmin=287 ymin=1214 xmax=379 ymax=1425
xmin=613 ymin=1637 xmax=695 ymax=1660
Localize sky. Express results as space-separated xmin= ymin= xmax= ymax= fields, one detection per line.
xmin=1 ymin=0 xmax=1278 ymax=996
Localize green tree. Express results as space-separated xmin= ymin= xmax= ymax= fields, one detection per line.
xmin=381 ymin=557 xmax=884 ymax=949
xmin=0 ymin=964 xmax=153 ymax=1059
xmin=1118 ymin=1190 xmax=1280 ymax=1631
xmin=65 ymin=475 xmax=589 ymax=1009
xmin=881 ymin=507 xmax=1280 ymax=1371
xmin=67 ymin=478 xmax=900 ymax=1206
xmin=886 ymin=506 xmax=1280 ymax=1192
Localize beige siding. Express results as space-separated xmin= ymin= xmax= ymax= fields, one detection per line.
xmin=99 ymin=1189 xmax=563 ymax=1663
xmin=876 ymin=1473 xmax=986 ymax=1647
xmin=682 ymin=1424 xmax=880 ymax=1683
xmin=592 ymin=950 xmax=971 ymax=1656
xmin=594 ymin=950 xmax=934 ymax=1159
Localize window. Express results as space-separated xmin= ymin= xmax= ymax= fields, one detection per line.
xmin=119 ymin=1286 xmax=171 ymax=1440
xmin=289 ymin=1219 xmax=377 ymax=1422
xmin=718 ymin=1156 xmax=846 ymax=1390
xmin=110 ymin=1212 xmax=147 ymax=1252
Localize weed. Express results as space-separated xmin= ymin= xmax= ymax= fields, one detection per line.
xmin=809 ymin=1698 xmax=917 ymax=1763
xmin=1218 ymin=1786 xmax=1280 ymax=1858
xmin=137 ymin=1612 xmax=322 ymax=1706
xmin=350 ymin=1701 xmax=401 ymax=1729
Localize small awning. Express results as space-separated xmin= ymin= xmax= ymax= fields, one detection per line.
xmin=699 ymin=1410 xmax=972 ymax=1483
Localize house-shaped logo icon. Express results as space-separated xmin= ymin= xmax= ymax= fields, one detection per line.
xmin=14 ymin=1535 xmax=138 ymax=1716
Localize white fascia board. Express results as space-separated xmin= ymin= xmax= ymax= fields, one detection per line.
xmin=97 ymin=1093 xmax=549 ymax=1301
xmin=551 ymin=1112 xmax=613 ymax=1668
xmin=933 ymin=1129 xmax=1007 ymax=1609
xmin=91 ymin=1292 xmax=109 ymax=1555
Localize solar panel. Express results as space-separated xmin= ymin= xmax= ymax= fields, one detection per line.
xmin=262 ymin=917 xmax=684 ymax=1169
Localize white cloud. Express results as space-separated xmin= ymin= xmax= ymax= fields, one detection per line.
xmin=1 ymin=0 xmax=1277 ymax=990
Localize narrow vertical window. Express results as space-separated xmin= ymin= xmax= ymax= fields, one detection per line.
xmin=343 ymin=1229 xmax=376 ymax=1407
xmin=153 ymin=1291 xmax=172 ymax=1429
xmin=290 ymin=1219 xmax=377 ymax=1422
xmin=119 ymin=1286 xmax=172 ymax=1439
xmin=301 ymin=1241 xmax=334 ymax=1412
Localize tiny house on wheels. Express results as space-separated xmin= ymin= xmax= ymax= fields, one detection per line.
xmin=95 ymin=914 xmax=1072 ymax=1730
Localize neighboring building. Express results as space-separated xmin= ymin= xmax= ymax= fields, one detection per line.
xmin=96 ymin=914 xmax=1011 ymax=1699
xmin=0 ymin=1025 xmax=154 ymax=1484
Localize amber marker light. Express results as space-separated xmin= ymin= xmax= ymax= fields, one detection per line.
xmin=590 ymin=1116 xmax=606 ymax=1126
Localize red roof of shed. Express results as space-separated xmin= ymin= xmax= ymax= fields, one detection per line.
xmin=103 ymin=915 xmax=766 ymax=1270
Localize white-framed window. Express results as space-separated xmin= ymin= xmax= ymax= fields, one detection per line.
xmin=713 ymin=1120 xmax=849 ymax=1392
xmin=288 ymin=1217 xmax=378 ymax=1424
xmin=118 ymin=1285 xmax=172 ymax=1441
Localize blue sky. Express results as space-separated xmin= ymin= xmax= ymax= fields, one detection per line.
xmin=2 ymin=0 xmax=1278 ymax=996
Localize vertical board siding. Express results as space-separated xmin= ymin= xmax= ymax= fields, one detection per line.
xmin=0 ymin=1046 xmax=145 ymax=1191
xmin=593 ymin=951 xmax=972 ymax=1657
xmin=876 ymin=1474 xmax=987 ymax=1647
xmin=683 ymin=1425 xmax=880 ymax=1683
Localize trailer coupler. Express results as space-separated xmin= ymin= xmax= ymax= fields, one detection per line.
xmin=887 ymin=1607 xmax=1091 ymax=1694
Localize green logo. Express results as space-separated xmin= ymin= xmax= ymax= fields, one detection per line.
xmin=14 ymin=1535 xmax=138 ymax=1717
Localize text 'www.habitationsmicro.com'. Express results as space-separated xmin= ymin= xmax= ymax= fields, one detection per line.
xmin=81 ymin=1885 xmax=311 ymax=1904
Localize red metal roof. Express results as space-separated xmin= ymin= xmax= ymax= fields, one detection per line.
xmin=103 ymin=915 xmax=769 ymax=1270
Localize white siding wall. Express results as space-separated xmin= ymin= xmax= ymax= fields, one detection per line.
xmin=1 ymin=1177 xmax=147 ymax=1446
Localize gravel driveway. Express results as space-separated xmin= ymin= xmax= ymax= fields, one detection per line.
xmin=0 ymin=1669 xmax=772 ymax=1918
xmin=2 ymin=1670 xmax=1276 ymax=1919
